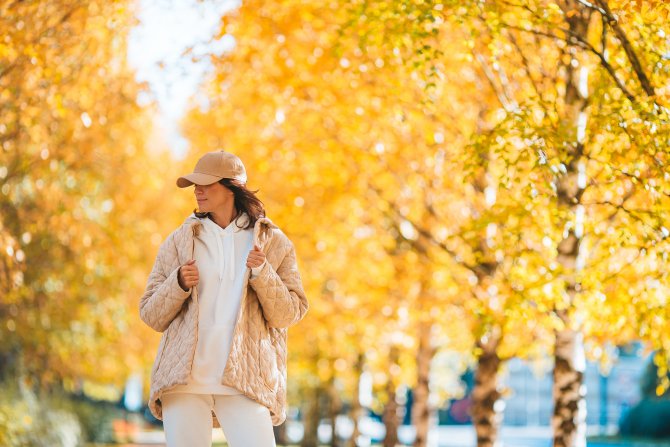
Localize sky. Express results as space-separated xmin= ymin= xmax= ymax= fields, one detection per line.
xmin=127 ymin=0 xmax=239 ymax=158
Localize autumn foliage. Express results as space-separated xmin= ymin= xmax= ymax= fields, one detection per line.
xmin=1 ymin=0 xmax=670 ymax=446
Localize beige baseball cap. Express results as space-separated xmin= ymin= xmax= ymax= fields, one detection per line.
xmin=176 ymin=150 xmax=247 ymax=188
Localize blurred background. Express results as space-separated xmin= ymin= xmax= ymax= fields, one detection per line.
xmin=1 ymin=0 xmax=670 ymax=446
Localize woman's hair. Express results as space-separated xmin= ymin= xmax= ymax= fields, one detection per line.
xmin=194 ymin=179 xmax=265 ymax=230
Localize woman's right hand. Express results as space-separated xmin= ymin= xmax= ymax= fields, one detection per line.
xmin=178 ymin=259 xmax=199 ymax=291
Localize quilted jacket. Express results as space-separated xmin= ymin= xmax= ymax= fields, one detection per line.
xmin=139 ymin=214 xmax=308 ymax=427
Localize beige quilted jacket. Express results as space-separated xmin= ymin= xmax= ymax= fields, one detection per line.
xmin=139 ymin=215 xmax=308 ymax=427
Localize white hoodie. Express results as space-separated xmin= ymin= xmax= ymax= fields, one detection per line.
xmin=164 ymin=212 xmax=264 ymax=395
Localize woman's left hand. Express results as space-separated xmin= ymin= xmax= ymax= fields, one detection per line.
xmin=247 ymin=244 xmax=266 ymax=269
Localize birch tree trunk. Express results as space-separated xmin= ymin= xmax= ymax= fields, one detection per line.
xmin=412 ymin=318 xmax=435 ymax=447
xmin=273 ymin=422 xmax=289 ymax=446
xmin=347 ymin=353 xmax=364 ymax=447
xmin=552 ymin=2 xmax=591 ymax=446
xmin=328 ymin=360 xmax=342 ymax=447
xmin=383 ymin=347 xmax=400 ymax=447
xmin=552 ymin=328 xmax=587 ymax=447
xmin=471 ymin=336 xmax=502 ymax=447
xmin=302 ymin=384 xmax=322 ymax=447
xmin=382 ymin=383 xmax=399 ymax=447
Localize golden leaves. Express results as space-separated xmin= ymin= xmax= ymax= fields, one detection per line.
xmin=186 ymin=1 xmax=670 ymax=400
xmin=0 ymin=0 xmax=188 ymax=394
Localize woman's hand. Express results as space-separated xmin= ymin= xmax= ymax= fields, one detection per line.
xmin=178 ymin=259 xmax=199 ymax=291
xmin=246 ymin=244 xmax=266 ymax=269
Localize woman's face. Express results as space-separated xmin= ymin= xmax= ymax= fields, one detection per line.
xmin=194 ymin=182 xmax=234 ymax=213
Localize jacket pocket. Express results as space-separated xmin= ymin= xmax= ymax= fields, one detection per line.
xmin=259 ymin=339 xmax=279 ymax=392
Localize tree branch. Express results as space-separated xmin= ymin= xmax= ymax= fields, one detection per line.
xmin=500 ymin=22 xmax=637 ymax=102
xmin=595 ymin=0 xmax=655 ymax=97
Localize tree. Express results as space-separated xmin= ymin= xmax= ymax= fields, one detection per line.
xmin=342 ymin=1 xmax=670 ymax=446
xmin=183 ymin=2 xmax=550 ymax=447
xmin=183 ymin=1 xmax=670 ymax=447
xmin=0 ymin=0 xmax=187 ymax=401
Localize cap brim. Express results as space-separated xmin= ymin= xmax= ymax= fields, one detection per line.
xmin=176 ymin=173 xmax=222 ymax=188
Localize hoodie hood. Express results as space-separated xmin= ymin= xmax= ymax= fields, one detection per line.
xmin=182 ymin=213 xmax=279 ymax=249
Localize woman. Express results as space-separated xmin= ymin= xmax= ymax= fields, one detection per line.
xmin=139 ymin=150 xmax=308 ymax=447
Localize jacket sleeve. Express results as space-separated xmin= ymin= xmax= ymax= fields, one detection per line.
xmin=139 ymin=236 xmax=191 ymax=332
xmin=249 ymin=239 xmax=308 ymax=328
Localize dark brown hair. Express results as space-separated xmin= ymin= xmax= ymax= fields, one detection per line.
xmin=194 ymin=179 xmax=265 ymax=230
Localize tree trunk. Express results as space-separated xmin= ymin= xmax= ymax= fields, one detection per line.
xmin=346 ymin=353 xmax=364 ymax=447
xmin=552 ymin=329 xmax=587 ymax=447
xmin=471 ymin=337 xmax=502 ymax=447
xmin=412 ymin=318 xmax=435 ymax=447
xmin=0 ymin=347 xmax=18 ymax=382
xmin=382 ymin=381 xmax=399 ymax=447
xmin=552 ymin=1 xmax=592 ymax=446
xmin=302 ymin=385 xmax=321 ymax=447
xmin=383 ymin=347 xmax=400 ymax=447
xmin=328 ymin=360 xmax=341 ymax=447
xmin=273 ymin=422 xmax=289 ymax=446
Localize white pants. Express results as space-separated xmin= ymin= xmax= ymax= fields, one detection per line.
xmin=161 ymin=392 xmax=276 ymax=447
